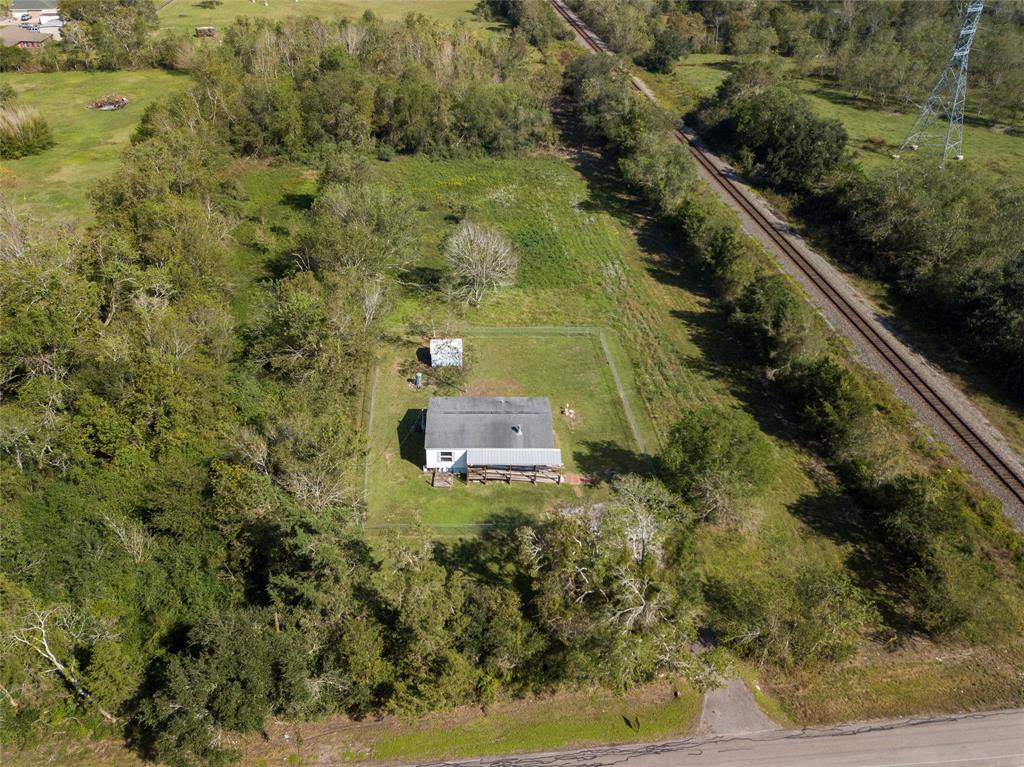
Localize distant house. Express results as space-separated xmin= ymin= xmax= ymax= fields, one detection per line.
xmin=1 ymin=25 xmax=50 ymax=48
xmin=429 ymin=338 xmax=463 ymax=368
xmin=424 ymin=396 xmax=563 ymax=482
xmin=9 ymin=0 xmax=59 ymax=23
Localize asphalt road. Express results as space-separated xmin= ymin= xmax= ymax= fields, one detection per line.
xmin=423 ymin=709 xmax=1024 ymax=767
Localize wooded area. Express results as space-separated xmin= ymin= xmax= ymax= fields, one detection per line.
xmin=3 ymin=3 xmax=1024 ymax=766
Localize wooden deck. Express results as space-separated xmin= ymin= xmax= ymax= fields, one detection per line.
xmin=466 ymin=466 xmax=563 ymax=485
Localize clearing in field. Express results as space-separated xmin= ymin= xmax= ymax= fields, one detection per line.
xmin=365 ymin=329 xmax=644 ymax=533
xmin=1 ymin=70 xmax=189 ymax=222
xmin=157 ymin=0 xmax=484 ymax=33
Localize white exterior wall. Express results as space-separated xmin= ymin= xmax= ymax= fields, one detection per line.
xmin=425 ymin=448 xmax=563 ymax=472
xmin=425 ymin=448 xmax=467 ymax=472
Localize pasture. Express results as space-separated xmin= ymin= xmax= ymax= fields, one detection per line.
xmin=157 ymin=0 xmax=484 ymax=33
xmin=1 ymin=69 xmax=189 ymax=223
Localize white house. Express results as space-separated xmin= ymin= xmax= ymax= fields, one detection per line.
xmin=424 ymin=396 xmax=562 ymax=473
xmin=429 ymin=338 xmax=463 ymax=368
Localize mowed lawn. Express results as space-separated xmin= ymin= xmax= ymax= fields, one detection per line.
xmin=157 ymin=0 xmax=484 ymax=32
xmin=366 ymin=331 xmax=641 ymax=532
xmin=1 ymin=70 xmax=189 ymax=223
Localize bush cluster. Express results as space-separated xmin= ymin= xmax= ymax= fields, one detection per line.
xmin=0 ymin=105 xmax=54 ymax=160
xmin=689 ymin=61 xmax=847 ymax=190
xmin=811 ymin=162 xmax=1024 ymax=399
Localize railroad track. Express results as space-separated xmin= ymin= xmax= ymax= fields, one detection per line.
xmin=550 ymin=0 xmax=1024 ymax=511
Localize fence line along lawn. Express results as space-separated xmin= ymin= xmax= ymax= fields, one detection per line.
xmin=157 ymin=0 xmax=484 ymax=33
xmin=365 ymin=330 xmax=644 ymax=534
xmin=2 ymin=70 xmax=190 ymax=223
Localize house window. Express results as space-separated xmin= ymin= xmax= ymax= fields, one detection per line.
xmin=440 ymin=451 xmax=453 ymax=462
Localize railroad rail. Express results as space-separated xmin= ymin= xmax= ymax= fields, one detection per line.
xmin=550 ymin=0 xmax=1024 ymax=511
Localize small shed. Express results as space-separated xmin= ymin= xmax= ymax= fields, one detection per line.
xmin=424 ymin=396 xmax=563 ymax=482
xmin=429 ymin=338 xmax=463 ymax=368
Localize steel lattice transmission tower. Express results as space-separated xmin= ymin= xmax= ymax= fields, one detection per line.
xmin=898 ymin=0 xmax=984 ymax=163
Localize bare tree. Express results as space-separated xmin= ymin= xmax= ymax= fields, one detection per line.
xmin=8 ymin=607 xmax=117 ymax=723
xmin=360 ymin=277 xmax=387 ymax=328
xmin=443 ymin=222 xmax=519 ymax=307
xmin=233 ymin=425 xmax=271 ymax=474
xmin=101 ymin=512 xmax=154 ymax=564
xmin=0 ymin=193 xmax=27 ymax=261
xmin=340 ymin=23 xmax=367 ymax=55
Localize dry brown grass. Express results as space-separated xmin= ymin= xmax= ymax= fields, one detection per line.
xmin=763 ymin=636 xmax=1024 ymax=725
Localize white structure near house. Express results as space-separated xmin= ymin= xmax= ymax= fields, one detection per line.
xmin=424 ymin=396 xmax=562 ymax=474
xmin=429 ymin=338 xmax=463 ymax=367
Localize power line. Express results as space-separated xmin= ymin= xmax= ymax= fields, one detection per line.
xmin=898 ymin=1 xmax=985 ymax=163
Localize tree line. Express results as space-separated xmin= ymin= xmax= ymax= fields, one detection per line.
xmin=565 ymin=0 xmax=1024 ymax=129
xmin=687 ymin=56 xmax=1024 ymax=402
xmin=560 ymin=3 xmax=1023 ymax=400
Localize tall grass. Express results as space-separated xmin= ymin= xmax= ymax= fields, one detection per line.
xmin=0 ymin=105 xmax=54 ymax=159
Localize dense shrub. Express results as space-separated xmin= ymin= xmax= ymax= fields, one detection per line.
xmin=0 ymin=106 xmax=55 ymax=159
xmin=573 ymin=0 xmax=652 ymax=58
xmin=564 ymin=54 xmax=658 ymax=153
xmin=787 ymin=356 xmax=875 ymax=457
xmin=482 ymin=0 xmax=571 ymax=46
xmin=691 ymin=64 xmax=847 ymax=190
xmin=860 ymin=473 xmax=1020 ymax=636
xmin=706 ymin=562 xmax=874 ymax=667
xmin=0 ymin=44 xmax=31 ymax=72
xmin=815 ymin=162 xmax=1024 ymax=397
xmin=729 ymin=274 xmax=821 ymax=374
xmin=661 ymin=404 xmax=776 ymax=521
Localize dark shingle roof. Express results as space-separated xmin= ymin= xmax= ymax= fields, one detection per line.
xmin=425 ymin=396 xmax=556 ymax=450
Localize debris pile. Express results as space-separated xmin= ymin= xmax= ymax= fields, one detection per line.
xmin=89 ymin=95 xmax=128 ymax=111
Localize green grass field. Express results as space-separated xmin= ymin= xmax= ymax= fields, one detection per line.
xmin=364 ymin=682 xmax=701 ymax=762
xmin=643 ymin=53 xmax=1024 ymax=180
xmin=366 ymin=330 xmax=642 ymax=532
xmin=13 ymin=681 xmax=702 ymax=766
xmin=1 ymin=70 xmax=189 ymax=223
xmin=157 ymin=0 xmax=484 ymax=33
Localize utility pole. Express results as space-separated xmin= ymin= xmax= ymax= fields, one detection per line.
xmin=898 ymin=0 xmax=984 ymax=163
